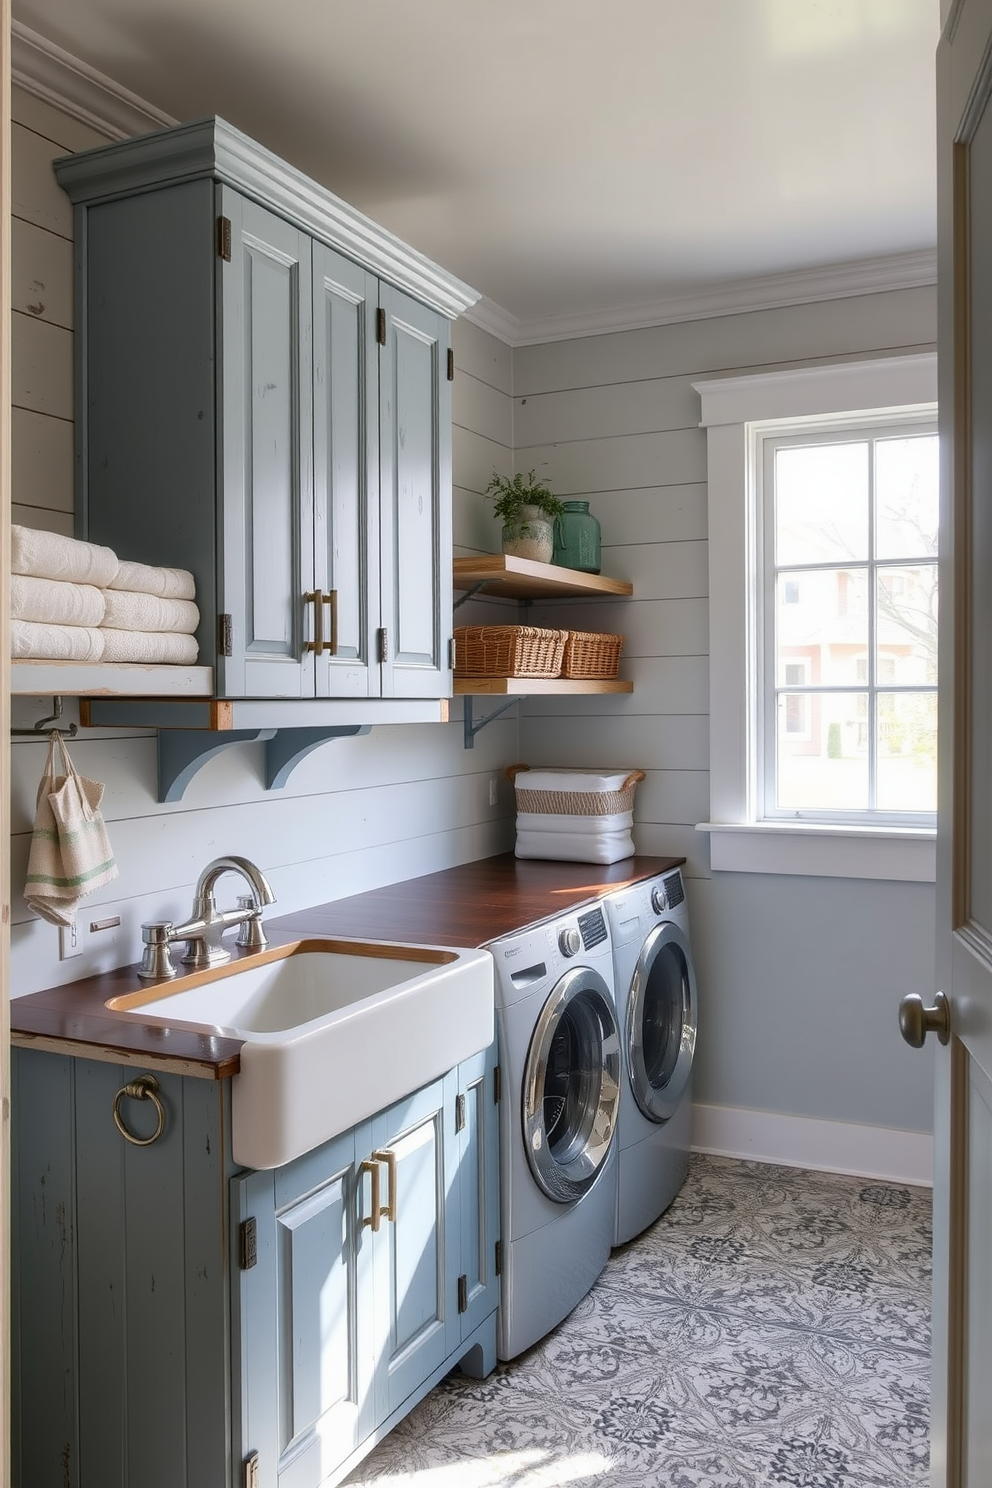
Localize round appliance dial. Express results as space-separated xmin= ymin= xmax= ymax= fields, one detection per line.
xmin=558 ymin=926 xmax=582 ymax=957
xmin=650 ymin=884 xmax=669 ymax=914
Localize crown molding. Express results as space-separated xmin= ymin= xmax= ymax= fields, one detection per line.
xmin=461 ymin=294 xmax=521 ymax=346
xmin=504 ymin=249 xmax=938 ymax=347
xmin=11 ymin=20 xmax=178 ymax=140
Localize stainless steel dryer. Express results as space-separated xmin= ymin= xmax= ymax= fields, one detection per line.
xmin=604 ymin=867 xmax=697 ymax=1245
xmin=486 ymin=902 xmax=621 ymax=1360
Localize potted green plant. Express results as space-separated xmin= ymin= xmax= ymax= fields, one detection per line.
xmin=485 ymin=469 xmax=565 ymax=563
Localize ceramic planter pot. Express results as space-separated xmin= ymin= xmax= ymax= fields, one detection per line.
xmin=501 ymin=504 xmax=554 ymax=563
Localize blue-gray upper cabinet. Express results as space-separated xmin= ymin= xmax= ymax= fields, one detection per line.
xmin=54 ymin=117 xmax=478 ymax=702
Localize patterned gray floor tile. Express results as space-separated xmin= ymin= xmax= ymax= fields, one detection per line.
xmin=343 ymin=1155 xmax=931 ymax=1488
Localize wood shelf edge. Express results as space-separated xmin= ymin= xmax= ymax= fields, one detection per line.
xmin=454 ymin=677 xmax=633 ymax=696
xmin=453 ymin=553 xmax=633 ymax=599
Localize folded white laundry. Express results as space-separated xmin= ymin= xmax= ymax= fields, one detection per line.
xmin=12 ymin=620 xmax=105 ymax=662
xmin=101 ymin=588 xmax=199 ymax=635
xmin=12 ymin=523 xmax=119 ymax=588
xmin=11 ymin=573 xmax=107 ymax=627
xmin=110 ymin=558 xmax=196 ymax=601
xmin=99 ymin=629 xmax=199 ymax=664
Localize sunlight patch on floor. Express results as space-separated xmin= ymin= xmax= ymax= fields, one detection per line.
xmin=358 ymin=1449 xmax=612 ymax=1486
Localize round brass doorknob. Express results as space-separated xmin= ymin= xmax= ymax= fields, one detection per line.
xmin=898 ymin=990 xmax=950 ymax=1048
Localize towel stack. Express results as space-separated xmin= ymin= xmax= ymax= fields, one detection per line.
xmin=11 ymin=526 xmax=200 ymax=664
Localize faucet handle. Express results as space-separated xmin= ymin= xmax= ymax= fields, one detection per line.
xmin=235 ymin=895 xmax=268 ymax=951
xmin=138 ymin=921 xmax=177 ymax=981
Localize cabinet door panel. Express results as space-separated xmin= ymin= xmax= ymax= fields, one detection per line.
xmin=220 ymin=188 xmax=315 ymax=698
xmin=312 ymin=244 xmax=380 ymax=696
xmin=372 ymin=1074 xmax=460 ymax=1417
xmin=378 ymin=285 xmax=452 ymax=698
xmin=235 ymin=1128 xmax=372 ymax=1488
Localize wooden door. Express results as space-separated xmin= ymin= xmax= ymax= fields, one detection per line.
xmin=377 ymin=283 xmax=452 ymax=699
xmin=311 ymin=242 xmax=380 ymax=697
xmin=925 ymin=5 xmax=992 ymax=1481
xmin=234 ymin=1126 xmax=373 ymax=1488
xmin=219 ymin=188 xmax=315 ymax=699
xmin=370 ymin=1073 xmax=460 ymax=1419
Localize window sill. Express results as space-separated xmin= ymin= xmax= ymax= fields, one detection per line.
xmin=696 ymin=821 xmax=936 ymax=883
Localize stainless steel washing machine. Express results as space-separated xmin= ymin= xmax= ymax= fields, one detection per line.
xmin=604 ymin=867 xmax=697 ymax=1246
xmin=486 ymin=902 xmax=621 ymax=1360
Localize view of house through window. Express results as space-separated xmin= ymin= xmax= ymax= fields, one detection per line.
xmin=761 ymin=422 xmax=938 ymax=823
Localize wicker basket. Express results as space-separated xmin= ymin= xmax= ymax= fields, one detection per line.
xmin=506 ymin=764 xmax=645 ymax=817
xmin=561 ymin=630 xmax=624 ymax=679
xmin=453 ymin=625 xmax=568 ymax=678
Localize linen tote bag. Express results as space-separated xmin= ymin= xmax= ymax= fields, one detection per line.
xmin=24 ymin=731 xmax=118 ymax=925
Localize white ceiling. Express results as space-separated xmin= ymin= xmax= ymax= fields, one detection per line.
xmin=11 ymin=0 xmax=940 ymax=339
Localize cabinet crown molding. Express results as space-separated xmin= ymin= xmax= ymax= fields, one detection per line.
xmin=54 ymin=114 xmax=480 ymax=320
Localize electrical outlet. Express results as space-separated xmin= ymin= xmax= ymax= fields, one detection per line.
xmin=59 ymin=921 xmax=83 ymax=960
xmin=489 ymin=776 xmax=499 ymax=808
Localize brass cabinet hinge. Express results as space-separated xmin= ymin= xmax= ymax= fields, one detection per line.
xmin=455 ymin=1093 xmax=466 ymax=1132
xmin=219 ymin=613 xmax=234 ymax=657
xmin=493 ymin=1064 xmax=501 ymax=1104
xmin=457 ymin=1274 xmax=468 ymax=1313
xmin=239 ymin=1217 xmax=257 ymax=1271
xmin=447 ymin=346 xmax=455 ymax=381
xmin=377 ymin=627 xmax=388 ymax=663
xmin=376 ymin=307 xmax=387 ymax=345
xmin=244 ymin=1450 xmax=260 ymax=1488
xmin=495 ymin=1239 xmax=502 ymax=1276
xmin=218 ymin=215 xmax=232 ymax=262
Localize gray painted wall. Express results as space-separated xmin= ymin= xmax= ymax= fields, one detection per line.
xmin=512 ymin=288 xmax=938 ymax=1136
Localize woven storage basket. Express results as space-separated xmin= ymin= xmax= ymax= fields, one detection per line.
xmin=561 ymin=630 xmax=624 ymax=679
xmin=505 ymin=764 xmax=646 ymax=863
xmin=453 ymin=625 xmax=567 ymax=678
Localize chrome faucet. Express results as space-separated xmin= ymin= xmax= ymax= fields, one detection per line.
xmin=138 ymin=855 xmax=276 ymax=980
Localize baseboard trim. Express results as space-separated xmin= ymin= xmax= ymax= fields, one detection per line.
xmin=691 ymin=1102 xmax=933 ymax=1187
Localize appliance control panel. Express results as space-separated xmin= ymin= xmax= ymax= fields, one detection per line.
xmin=577 ymin=906 xmax=608 ymax=950
xmin=558 ymin=926 xmax=582 ymax=957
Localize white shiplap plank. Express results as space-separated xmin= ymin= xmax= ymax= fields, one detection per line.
xmin=515 ymin=427 xmax=706 ymax=496
xmin=11 ymin=119 xmax=72 ymax=237
xmin=519 ymin=711 xmax=708 ymax=772
xmin=522 ymin=596 xmax=709 ymax=657
xmin=523 ymin=654 xmax=709 ymax=718
xmin=452 ymin=485 xmax=500 ymax=556
xmin=11 ymin=216 xmax=72 ymax=327
xmin=512 ymin=287 xmax=937 ymax=396
xmin=11 ymin=82 xmax=110 ymax=152
xmin=593 ymin=484 xmax=708 ymax=546
xmin=514 ymin=373 xmax=702 ymax=446
xmin=452 ymin=422 xmax=512 ymax=497
xmin=11 ymin=499 xmax=71 ymax=535
xmin=603 ymin=540 xmax=707 ymax=602
xmin=11 ymin=310 xmax=72 ymax=417
xmin=636 ymin=822 xmax=711 ymax=879
xmin=453 ymin=367 xmax=513 ymax=449
xmin=452 ymin=316 xmax=512 ymax=395
xmin=11 ymin=404 xmax=73 ymax=513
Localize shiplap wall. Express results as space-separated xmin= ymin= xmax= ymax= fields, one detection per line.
xmin=513 ymin=292 xmax=939 ymax=1136
xmin=9 ymin=84 xmax=516 ymax=995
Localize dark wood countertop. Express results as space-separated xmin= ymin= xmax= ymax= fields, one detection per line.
xmin=11 ymin=852 xmax=682 ymax=1075
xmin=269 ymin=852 xmax=684 ymax=947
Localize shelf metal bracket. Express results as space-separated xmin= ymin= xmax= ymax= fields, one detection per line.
xmin=463 ymin=694 xmax=521 ymax=749
xmin=263 ymin=726 xmax=370 ymax=789
xmin=453 ymin=581 xmax=486 ymax=612
xmin=156 ymin=726 xmax=371 ymax=802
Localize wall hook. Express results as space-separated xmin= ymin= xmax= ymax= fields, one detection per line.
xmin=11 ymin=696 xmax=78 ymax=738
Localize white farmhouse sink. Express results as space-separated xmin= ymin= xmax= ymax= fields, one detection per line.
xmin=108 ymin=937 xmax=494 ymax=1169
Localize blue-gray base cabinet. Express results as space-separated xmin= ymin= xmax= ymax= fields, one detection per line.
xmin=12 ymin=1044 xmax=499 ymax=1488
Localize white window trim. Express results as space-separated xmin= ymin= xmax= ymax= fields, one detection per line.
xmin=693 ymin=353 xmax=938 ymax=883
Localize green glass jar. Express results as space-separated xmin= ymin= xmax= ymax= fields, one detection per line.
xmin=553 ymin=500 xmax=602 ymax=573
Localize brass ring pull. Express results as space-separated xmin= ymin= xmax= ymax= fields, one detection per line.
xmin=360 ymin=1157 xmax=382 ymax=1231
xmin=372 ymin=1148 xmax=397 ymax=1223
xmin=113 ymin=1074 xmax=166 ymax=1146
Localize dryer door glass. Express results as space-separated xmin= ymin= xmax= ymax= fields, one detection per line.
xmin=522 ymin=966 xmax=621 ymax=1203
xmin=628 ymin=920 xmax=697 ymax=1122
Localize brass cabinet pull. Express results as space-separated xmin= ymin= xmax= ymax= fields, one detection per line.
xmin=113 ymin=1074 xmax=166 ymax=1146
xmin=360 ymin=1157 xmax=382 ymax=1231
xmin=372 ymin=1148 xmax=397 ymax=1223
xmin=304 ymin=590 xmax=338 ymax=656
xmin=304 ymin=590 xmax=324 ymax=655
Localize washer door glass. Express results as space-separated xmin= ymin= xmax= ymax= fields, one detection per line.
xmin=627 ymin=920 xmax=696 ymax=1123
xmin=522 ymin=966 xmax=621 ymax=1203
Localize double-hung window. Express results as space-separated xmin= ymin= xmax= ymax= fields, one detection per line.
xmin=695 ymin=355 xmax=938 ymax=882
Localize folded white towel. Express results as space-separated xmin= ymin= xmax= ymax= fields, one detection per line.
xmin=101 ymin=588 xmax=199 ymax=635
xmin=12 ymin=524 xmax=119 ymax=588
xmin=99 ymin=629 xmax=199 ymax=664
xmin=109 ymin=558 xmax=196 ymax=601
xmin=10 ymin=574 xmax=107 ymax=627
xmin=12 ymin=620 xmax=105 ymax=662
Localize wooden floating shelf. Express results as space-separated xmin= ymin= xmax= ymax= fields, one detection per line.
xmin=11 ymin=660 xmax=215 ymax=697
xmin=454 ymin=677 xmax=633 ymax=696
xmin=454 ymin=554 xmax=633 ymax=601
